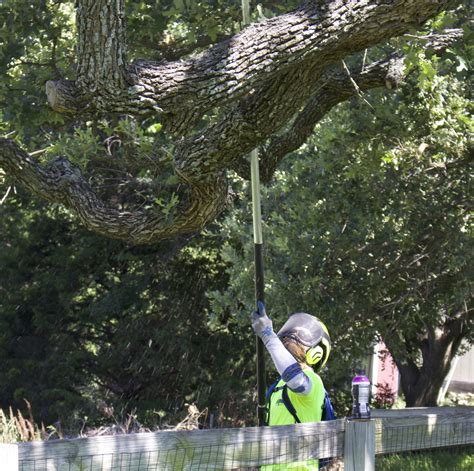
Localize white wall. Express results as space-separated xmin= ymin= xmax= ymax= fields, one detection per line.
xmin=449 ymin=346 xmax=474 ymax=393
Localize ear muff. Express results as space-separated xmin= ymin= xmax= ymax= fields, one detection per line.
xmin=305 ymin=337 xmax=331 ymax=370
xmin=305 ymin=345 xmax=324 ymax=366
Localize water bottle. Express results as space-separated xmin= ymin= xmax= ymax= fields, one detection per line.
xmin=351 ymin=370 xmax=371 ymax=419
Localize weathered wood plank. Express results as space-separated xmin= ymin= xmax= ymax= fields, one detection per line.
xmin=374 ymin=407 xmax=474 ymax=454
xmin=0 ymin=444 xmax=19 ymax=471
xmin=372 ymin=406 xmax=474 ymax=419
xmin=17 ymin=420 xmax=345 ymax=470
xmin=11 ymin=407 xmax=474 ymax=470
xmin=344 ymin=420 xmax=375 ymax=471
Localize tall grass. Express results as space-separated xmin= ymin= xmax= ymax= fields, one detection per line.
xmin=0 ymin=400 xmax=45 ymax=443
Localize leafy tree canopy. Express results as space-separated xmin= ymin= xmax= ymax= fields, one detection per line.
xmin=210 ymin=11 xmax=472 ymax=407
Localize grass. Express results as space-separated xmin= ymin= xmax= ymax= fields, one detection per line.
xmin=376 ymin=447 xmax=474 ymax=471
xmin=0 ymin=401 xmax=45 ymax=443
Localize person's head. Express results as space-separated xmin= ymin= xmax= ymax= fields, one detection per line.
xmin=277 ymin=313 xmax=331 ymax=371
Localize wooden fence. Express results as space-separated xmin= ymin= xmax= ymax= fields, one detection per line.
xmin=1 ymin=406 xmax=473 ymax=470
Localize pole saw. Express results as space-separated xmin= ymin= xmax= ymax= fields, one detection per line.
xmin=241 ymin=0 xmax=266 ymax=427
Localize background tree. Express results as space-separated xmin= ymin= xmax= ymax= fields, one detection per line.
xmin=0 ymin=189 xmax=258 ymax=428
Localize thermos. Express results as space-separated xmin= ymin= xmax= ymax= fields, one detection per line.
xmin=351 ymin=370 xmax=371 ymax=419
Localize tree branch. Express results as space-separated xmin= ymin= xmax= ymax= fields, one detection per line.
xmin=47 ymin=0 xmax=459 ymax=133
xmin=231 ymin=27 xmax=463 ymax=182
xmin=174 ymin=61 xmax=326 ymax=184
xmin=175 ymin=50 xmax=400 ymax=186
xmin=0 ymin=139 xmax=228 ymax=245
xmin=5 ymin=1 xmax=463 ymax=244
xmin=258 ymin=54 xmax=406 ymax=181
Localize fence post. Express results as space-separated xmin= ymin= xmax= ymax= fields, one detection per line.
xmin=344 ymin=419 xmax=375 ymax=471
xmin=0 ymin=444 xmax=19 ymax=471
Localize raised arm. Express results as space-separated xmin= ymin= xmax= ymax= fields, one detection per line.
xmin=252 ymin=302 xmax=312 ymax=395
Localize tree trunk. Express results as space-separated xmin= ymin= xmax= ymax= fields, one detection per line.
xmin=389 ymin=317 xmax=468 ymax=407
xmin=76 ymin=0 xmax=127 ymax=91
xmin=46 ymin=0 xmax=128 ymax=113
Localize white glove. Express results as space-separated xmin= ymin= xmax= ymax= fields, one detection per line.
xmin=251 ymin=301 xmax=275 ymax=344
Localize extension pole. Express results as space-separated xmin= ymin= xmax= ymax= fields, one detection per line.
xmin=241 ymin=0 xmax=266 ymax=427
xmin=251 ymin=149 xmax=267 ymax=426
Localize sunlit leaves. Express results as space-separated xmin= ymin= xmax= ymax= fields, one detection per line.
xmin=210 ymin=25 xmax=472 ymax=408
xmin=0 ymin=1 xmax=75 ymax=143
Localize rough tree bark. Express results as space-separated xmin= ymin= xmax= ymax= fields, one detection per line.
xmin=0 ymin=0 xmax=461 ymax=244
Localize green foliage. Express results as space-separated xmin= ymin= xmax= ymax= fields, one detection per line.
xmin=0 ymin=190 xmax=258 ymax=428
xmin=210 ymin=26 xmax=472 ymax=409
xmin=0 ymin=0 xmax=268 ymax=430
xmin=0 ymin=1 xmax=75 ymax=144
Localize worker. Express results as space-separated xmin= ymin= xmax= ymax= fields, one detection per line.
xmin=252 ymin=302 xmax=332 ymax=470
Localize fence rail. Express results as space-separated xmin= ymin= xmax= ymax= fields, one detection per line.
xmin=373 ymin=406 xmax=474 ymax=454
xmin=1 ymin=406 xmax=473 ymax=470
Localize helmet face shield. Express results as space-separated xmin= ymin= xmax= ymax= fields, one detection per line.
xmin=277 ymin=313 xmax=328 ymax=348
xmin=277 ymin=313 xmax=331 ymax=370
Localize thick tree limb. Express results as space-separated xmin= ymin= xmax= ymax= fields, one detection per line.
xmin=177 ymin=52 xmax=407 ymax=186
xmin=261 ymin=55 xmax=406 ymax=181
xmin=174 ymin=63 xmax=322 ymax=184
xmin=3 ymin=1 xmax=463 ymax=244
xmin=0 ymin=139 xmax=228 ymax=244
xmin=47 ymin=0 xmax=458 ymax=133
xmin=230 ymin=28 xmax=463 ymax=181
